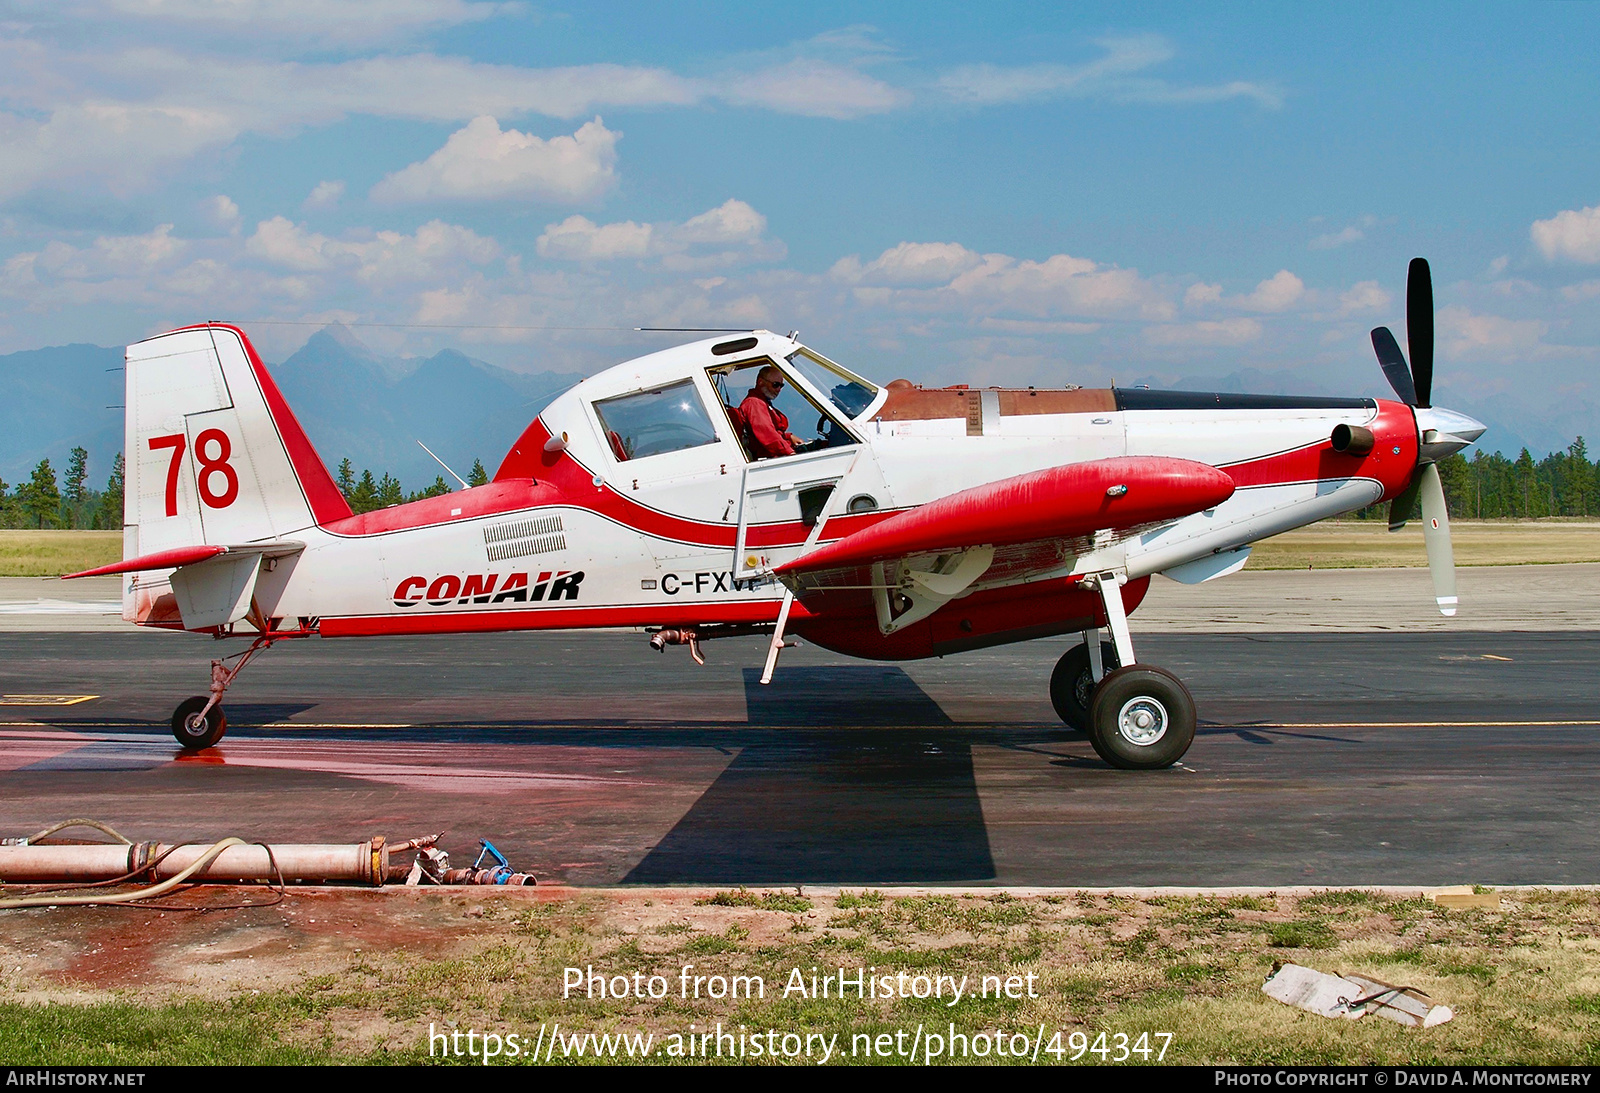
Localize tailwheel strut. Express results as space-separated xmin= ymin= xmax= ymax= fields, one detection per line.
xmin=171 ymin=627 xmax=312 ymax=750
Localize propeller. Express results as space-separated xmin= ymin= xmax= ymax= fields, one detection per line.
xmin=1368 ymin=257 xmax=1459 ymax=616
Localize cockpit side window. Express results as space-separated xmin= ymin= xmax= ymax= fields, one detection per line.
xmin=712 ymin=359 xmax=856 ymax=462
xmin=592 ymin=380 xmax=720 ymax=462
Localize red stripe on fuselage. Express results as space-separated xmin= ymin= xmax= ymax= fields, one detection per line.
xmin=492 ymin=416 xmax=894 ymax=549
xmin=319 ymin=598 xmax=805 ymax=637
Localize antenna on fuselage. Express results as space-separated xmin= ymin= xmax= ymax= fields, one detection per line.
xmin=416 ymin=440 xmax=469 ymax=490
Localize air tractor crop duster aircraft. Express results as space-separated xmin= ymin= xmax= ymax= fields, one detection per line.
xmin=67 ymin=258 xmax=1483 ymax=770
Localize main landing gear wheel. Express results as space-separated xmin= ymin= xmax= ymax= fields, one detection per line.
xmin=172 ymin=696 xmax=227 ymax=750
xmin=1086 ymin=666 xmax=1195 ymax=770
xmin=1049 ymin=641 xmax=1120 ymax=731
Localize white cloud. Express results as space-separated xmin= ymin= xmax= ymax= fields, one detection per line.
xmin=1562 ymin=279 xmax=1600 ymax=301
xmin=939 ymin=36 xmax=1281 ymax=109
xmin=1337 ymin=280 xmax=1390 ymax=315
xmin=1183 ymin=282 xmax=1223 ymax=309
xmin=246 ymin=216 xmax=331 ymax=270
xmin=370 ymin=116 xmax=619 ymax=204
xmin=536 ymin=200 xmax=783 ymax=268
xmin=204 ymin=194 xmax=240 ymax=231
xmin=304 ymin=180 xmax=345 ymax=210
xmin=976 ymin=317 xmax=1100 ymax=335
xmin=536 ymin=216 xmax=653 ymax=260
xmin=721 ymin=59 xmax=909 ymax=119
xmin=674 ymin=200 xmax=768 ymax=245
xmin=833 ymin=244 xmax=1172 ymax=322
xmin=0 ymin=102 xmax=237 ymax=201
xmin=1 ymin=223 xmax=187 ymax=298
xmin=1437 ymin=304 xmax=1548 ymax=357
xmin=830 ymin=241 xmax=984 ymax=285
xmin=92 ymin=0 xmax=511 ymax=42
xmin=1532 ymin=204 xmax=1600 ymax=263
xmin=1310 ymin=226 xmax=1363 ymax=250
xmin=246 ymin=216 xmax=499 ymax=282
xmin=1144 ymin=318 xmax=1263 ymax=346
xmin=1308 ymin=214 xmax=1377 ymax=250
xmin=1234 ymin=270 xmax=1304 ymax=312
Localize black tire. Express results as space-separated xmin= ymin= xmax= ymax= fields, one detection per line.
xmin=1086 ymin=665 xmax=1196 ymax=770
xmin=172 ymin=695 xmax=227 ymax=750
xmin=1049 ymin=640 xmax=1120 ymax=731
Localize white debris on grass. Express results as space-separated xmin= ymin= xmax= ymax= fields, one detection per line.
xmin=1262 ymin=963 xmax=1453 ymax=1028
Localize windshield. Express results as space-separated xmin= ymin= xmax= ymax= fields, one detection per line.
xmin=785 ymin=348 xmax=877 ymax=419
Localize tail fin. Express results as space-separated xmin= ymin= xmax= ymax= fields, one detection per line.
xmin=122 ymin=323 xmax=350 ymax=624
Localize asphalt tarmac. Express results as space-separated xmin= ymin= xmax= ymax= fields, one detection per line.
xmin=3 ymin=624 xmax=1596 ymax=887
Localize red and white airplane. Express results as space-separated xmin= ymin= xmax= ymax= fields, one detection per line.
xmin=67 ymin=259 xmax=1482 ymax=769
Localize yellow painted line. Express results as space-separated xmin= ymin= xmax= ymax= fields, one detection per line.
xmin=0 ymin=694 xmax=97 ymax=706
xmin=1482 ymin=654 xmax=1514 ymax=661
xmin=1253 ymin=721 xmax=1600 ymax=728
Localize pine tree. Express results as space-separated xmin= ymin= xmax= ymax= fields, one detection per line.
xmin=377 ymin=472 xmax=404 ymax=508
xmin=468 ymin=458 xmax=488 ymax=487
xmin=351 ymin=470 xmax=378 ymax=513
xmin=410 ymin=475 xmax=451 ymax=501
xmin=99 ymin=453 xmax=125 ymax=529
xmin=19 ymin=458 xmax=61 ymax=528
xmin=64 ymin=447 xmax=88 ymax=504
xmin=336 ymin=457 xmax=356 ymax=498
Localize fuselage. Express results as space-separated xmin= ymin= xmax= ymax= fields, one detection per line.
xmin=125 ymin=329 xmax=1426 ymax=659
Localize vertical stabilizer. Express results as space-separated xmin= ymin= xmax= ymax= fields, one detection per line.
xmin=122 ymin=324 xmax=350 ymax=623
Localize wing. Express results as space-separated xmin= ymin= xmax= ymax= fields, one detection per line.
xmin=776 ymin=457 xmax=1234 ymax=633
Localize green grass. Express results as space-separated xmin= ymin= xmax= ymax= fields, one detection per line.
xmin=0 ymin=530 xmax=121 ymax=577
xmin=6 ymin=888 xmax=1600 ymax=1066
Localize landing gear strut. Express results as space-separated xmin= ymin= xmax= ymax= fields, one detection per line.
xmin=169 ymin=628 xmax=311 ymax=750
xmin=1055 ymin=573 xmax=1197 ymax=770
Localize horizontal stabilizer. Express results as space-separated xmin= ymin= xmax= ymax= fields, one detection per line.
xmin=777 ymin=457 xmax=1235 ymax=576
xmin=62 ymin=540 xmax=304 ymax=580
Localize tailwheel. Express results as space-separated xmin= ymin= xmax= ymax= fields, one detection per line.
xmin=1086 ymin=666 xmax=1195 ymax=770
xmin=172 ymin=695 xmax=227 ymax=750
xmin=1049 ymin=640 xmax=1120 ymax=731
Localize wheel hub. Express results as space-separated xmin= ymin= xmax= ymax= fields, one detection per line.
xmin=1116 ymin=696 xmax=1169 ymax=746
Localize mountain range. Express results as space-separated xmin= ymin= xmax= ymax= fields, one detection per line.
xmin=1 ymin=327 xmax=1586 ymax=492
xmin=0 ymin=327 xmax=586 ymax=491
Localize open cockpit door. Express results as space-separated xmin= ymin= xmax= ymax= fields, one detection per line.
xmin=712 ymin=353 xmax=890 ymax=579
xmin=733 ymin=446 xmax=866 ymax=578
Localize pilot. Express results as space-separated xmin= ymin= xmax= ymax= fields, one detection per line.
xmin=740 ymin=365 xmax=801 ymax=458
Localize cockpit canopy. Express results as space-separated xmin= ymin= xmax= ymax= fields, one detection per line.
xmin=536 ymin=332 xmax=882 ymax=473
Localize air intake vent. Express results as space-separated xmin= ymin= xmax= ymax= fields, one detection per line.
xmin=484 ymin=516 xmax=566 ymax=561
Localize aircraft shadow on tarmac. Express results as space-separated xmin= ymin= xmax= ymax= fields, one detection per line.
xmin=740 ymin=666 xmax=954 ymax=727
xmin=624 ymin=668 xmax=993 ymax=884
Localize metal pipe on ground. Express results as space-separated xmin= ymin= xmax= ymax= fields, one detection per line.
xmin=0 ymin=838 xmax=394 ymax=886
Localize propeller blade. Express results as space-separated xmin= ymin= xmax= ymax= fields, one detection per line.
xmin=1370 ymin=326 xmax=1418 ymax=405
xmin=1388 ymin=473 xmax=1422 ymax=531
xmin=1418 ymin=462 xmax=1457 ymax=615
xmin=1407 ymin=257 xmax=1434 ymax=408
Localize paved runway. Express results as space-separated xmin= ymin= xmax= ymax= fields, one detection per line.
xmin=2 ymin=625 xmax=1596 ymax=887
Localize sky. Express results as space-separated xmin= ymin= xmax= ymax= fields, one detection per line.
xmin=2 ymin=2 xmax=1598 ymax=453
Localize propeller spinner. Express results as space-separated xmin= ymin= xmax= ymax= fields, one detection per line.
xmin=1367 ymin=258 xmax=1484 ymax=616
